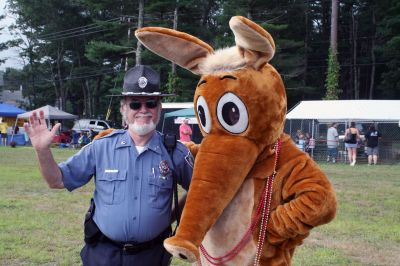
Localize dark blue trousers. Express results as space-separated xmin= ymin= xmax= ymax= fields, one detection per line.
xmin=80 ymin=240 xmax=172 ymax=266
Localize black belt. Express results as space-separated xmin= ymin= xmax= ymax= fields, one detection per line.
xmin=99 ymin=227 xmax=171 ymax=254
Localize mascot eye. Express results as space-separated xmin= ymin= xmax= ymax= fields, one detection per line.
xmin=217 ymin=92 xmax=248 ymax=134
xmin=196 ymin=96 xmax=212 ymax=133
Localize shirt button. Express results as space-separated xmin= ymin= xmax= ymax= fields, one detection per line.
xmin=134 ymin=196 xmax=137 ymax=200
xmin=121 ymin=141 xmax=126 ymax=145
xmin=133 ymin=217 xmax=136 ymax=220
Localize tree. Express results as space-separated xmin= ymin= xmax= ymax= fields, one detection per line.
xmin=2 ymin=0 xmax=398 ymax=122
xmin=324 ymin=48 xmax=341 ymax=100
xmin=324 ymin=0 xmax=341 ymax=100
xmin=375 ymin=0 xmax=400 ymax=98
xmin=0 ymin=15 xmax=8 ymax=65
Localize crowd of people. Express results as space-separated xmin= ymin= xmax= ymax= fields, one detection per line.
xmin=294 ymin=129 xmax=312 ymax=153
xmin=293 ymin=122 xmax=382 ymax=166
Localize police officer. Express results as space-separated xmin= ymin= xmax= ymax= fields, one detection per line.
xmin=24 ymin=65 xmax=193 ymax=266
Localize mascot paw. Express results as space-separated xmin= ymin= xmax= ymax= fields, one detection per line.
xmin=185 ymin=142 xmax=200 ymax=157
xmin=93 ymin=128 xmax=115 ymax=140
xmin=164 ymin=236 xmax=198 ymax=263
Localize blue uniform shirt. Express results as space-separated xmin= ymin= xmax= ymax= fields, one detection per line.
xmin=59 ymin=130 xmax=193 ymax=242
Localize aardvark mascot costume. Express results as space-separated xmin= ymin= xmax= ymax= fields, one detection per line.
xmin=135 ymin=16 xmax=337 ymax=265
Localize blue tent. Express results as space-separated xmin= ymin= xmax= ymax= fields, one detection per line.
xmin=0 ymin=103 xmax=26 ymax=116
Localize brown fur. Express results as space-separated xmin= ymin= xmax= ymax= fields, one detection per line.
xmin=93 ymin=128 xmax=115 ymax=140
xmin=135 ymin=16 xmax=336 ymax=265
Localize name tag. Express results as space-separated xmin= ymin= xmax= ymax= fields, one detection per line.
xmin=105 ymin=169 xmax=119 ymax=173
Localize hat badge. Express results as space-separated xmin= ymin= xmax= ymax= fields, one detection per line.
xmin=138 ymin=76 xmax=148 ymax=88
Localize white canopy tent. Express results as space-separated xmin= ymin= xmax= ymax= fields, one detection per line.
xmin=286 ymin=100 xmax=400 ymax=123
xmin=11 ymin=105 xmax=78 ymax=143
xmin=286 ymin=100 xmax=400 ymax=136
xmin=17 ymin=105 xmax=78 ymax=120
xmin=286 ymin=100 xmax=400 ymax=159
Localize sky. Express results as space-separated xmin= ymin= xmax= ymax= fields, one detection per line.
xmin=0 ymin=0 xmax=23 ymax=71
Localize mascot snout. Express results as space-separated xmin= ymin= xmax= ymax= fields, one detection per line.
xmin=164 ymin=135 xmax=259 ymax=262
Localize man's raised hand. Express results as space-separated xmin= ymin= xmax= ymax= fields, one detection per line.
xmin=24 ymin=110 xmax=61 ymax=151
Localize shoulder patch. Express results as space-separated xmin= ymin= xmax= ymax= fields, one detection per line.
xmin=173 ymin=141 xmax=194 ymax=168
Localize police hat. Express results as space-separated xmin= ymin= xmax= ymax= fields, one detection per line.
xmin=113 ymin=65 xmax=174 ymax=97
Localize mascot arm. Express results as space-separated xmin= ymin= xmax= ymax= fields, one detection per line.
xmin=184 ymin=141 xmax=201 ymax=158
xmin=267 ymin=152 xmax=337 ymax=245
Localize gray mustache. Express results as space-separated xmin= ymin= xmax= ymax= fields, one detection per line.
xmin=135 ymin=113 xmax=152 ymax=118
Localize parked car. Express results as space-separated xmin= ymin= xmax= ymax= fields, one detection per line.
xmin=72 ymin=119 xmax=111 ymax=133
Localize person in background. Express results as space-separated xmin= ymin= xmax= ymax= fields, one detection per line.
xmin=13 ymin=125 xmax=20 ymax=134
xmin=365 ymin=124 xmax=382 ymax=165
xmin=78 ymin=131 xmax=90 ymax=147
xmin=326 ymin=122 xmax=339 ymax=163
xmin=179 ymin=117 xmax=192 ymax=143
xmin=0 ymin=122 xmax=7 ymax=146
xmin=304 ymin=132 xmax=311 ymax=153
xmin=23 ymin=65 xmax=193 ymax=266
xmin=295 ymin=131 xmax=306 ymax=151
xmin=294 ymin=129 xmax=302 ymax=143
xmin=88 ymin=129 xmax=97 ymax=142
xmin=344 ymin=121 xmax=361 ymax=166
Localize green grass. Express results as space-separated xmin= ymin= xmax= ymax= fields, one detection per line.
xmin=0 ymin=146 xmax=399 ymax=265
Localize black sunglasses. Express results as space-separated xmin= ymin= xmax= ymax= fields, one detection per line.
xmin=129 ymin=99 xmax=159 ymax=110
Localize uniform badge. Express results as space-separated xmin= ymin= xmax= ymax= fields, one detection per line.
xmin=138 ymin=76 xmax=148 ymax=88
xmin=159 ymin=160 xmax=170 ymax=179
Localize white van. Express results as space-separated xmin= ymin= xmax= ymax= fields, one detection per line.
xmin=72 ymin=119 xmax=111 ymax=133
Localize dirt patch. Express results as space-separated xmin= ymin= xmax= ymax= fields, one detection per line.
xmin=305 ymin=231 xmax=400 ymax=266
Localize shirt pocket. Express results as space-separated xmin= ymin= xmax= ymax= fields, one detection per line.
xmin=147 ymin=168 xmax=173 ymax=209
xmin=96 ymin=170 xmax=127 ymax=205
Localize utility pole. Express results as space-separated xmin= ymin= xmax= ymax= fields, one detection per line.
xmin=119 ymin=16 xmax=135 ymax=71
xmin=172 ymin=0 xmax=179 ymax=73
xmin=330 ymin=0 xmax=338 ymax=55
xmin=136 ymin=0 xmax=144 ymax=66
xmin=123 ymin=16 xmax=133 ymax=71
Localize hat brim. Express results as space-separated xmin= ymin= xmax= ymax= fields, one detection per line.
xmin=107 ymin=92 xmax=175 ymax=97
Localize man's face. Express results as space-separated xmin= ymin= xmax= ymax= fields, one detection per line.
xmin=121 ymin=96 xmax=161 ymax=136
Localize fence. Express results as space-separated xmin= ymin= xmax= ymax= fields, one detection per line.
xmin=285 ymin=120 xmax=400 ymax=164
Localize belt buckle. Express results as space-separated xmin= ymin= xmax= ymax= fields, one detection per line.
xmin=123 ymin=243 xmax=139 ymax=253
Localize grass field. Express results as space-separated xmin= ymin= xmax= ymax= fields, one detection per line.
xmin=0 ymin=146 xmax=399 ymax=265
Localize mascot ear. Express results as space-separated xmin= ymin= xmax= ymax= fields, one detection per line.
xmin=135 ymin=27 xmax=214 ymax=75
xmin=229 ymin=16 xmax=276 ymax=70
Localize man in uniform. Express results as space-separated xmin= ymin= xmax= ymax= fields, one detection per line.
xmin=24 ymin=65 xmax=193 ymax=266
